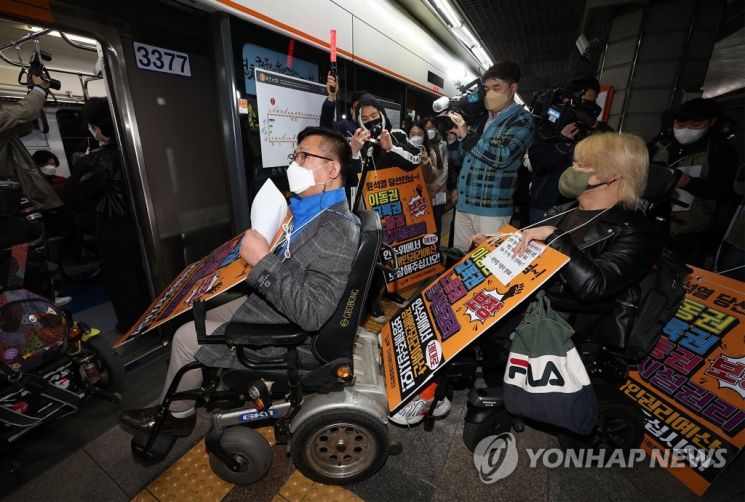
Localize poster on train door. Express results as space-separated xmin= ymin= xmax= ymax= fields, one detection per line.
xmin=621 ymin=267 xmax=745 ymax=495
xmin=361 ymin=166 xmax=445 ymax=292
xmin=255 ymin=68 xmax=327 ymax=168
xmin=381 ymin=227 xmax=569 ymax=413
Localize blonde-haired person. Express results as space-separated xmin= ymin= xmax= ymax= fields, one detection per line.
xmin=473 ymin=132 xmax=662 ymax=371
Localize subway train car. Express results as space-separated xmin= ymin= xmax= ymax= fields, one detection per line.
xmin=0 ymin=0 xmax=743 ymax=500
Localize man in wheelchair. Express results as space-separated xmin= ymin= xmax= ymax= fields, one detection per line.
xmin=119 ymin=127 xmax=361 ymax=437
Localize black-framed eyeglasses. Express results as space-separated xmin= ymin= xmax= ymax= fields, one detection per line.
xmin=287 ymin=151 xmax=333 ymax=165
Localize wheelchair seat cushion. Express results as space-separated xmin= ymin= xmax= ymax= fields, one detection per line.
xmin=195 ymin=336 xmax=321 ymax=371
xmin=0 ymin=289 xmax=67 ymax=372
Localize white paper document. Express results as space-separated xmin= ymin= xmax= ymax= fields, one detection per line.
xmin=483 ymin=233 xmax=543 ymax=285
xmin=672 ymin=165 xmax=702 ymax=212
xmin=251 ymin=179 xmax=288 ymax=242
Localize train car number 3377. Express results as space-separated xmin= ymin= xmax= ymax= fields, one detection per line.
xmin=133 ymin=42 xmax=192 ymax=77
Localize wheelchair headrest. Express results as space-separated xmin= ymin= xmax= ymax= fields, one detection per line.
xmin=643 ymin=163 xmax=683 ymax=204
xmin=311 ymin=209 xmax=382 ymax=364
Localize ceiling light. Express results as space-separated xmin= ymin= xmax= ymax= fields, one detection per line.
xmin=430 ymin=0 xmax=462 ymax=28
xmin=472 ymin=45 xmax=492 ymax=67
xmin=453 ymin=25 xmax=479 ymax=49
xmin=29 ymin=26 xmax=97 ymax=47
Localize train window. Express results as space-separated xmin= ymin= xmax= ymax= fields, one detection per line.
xmin=228 ymin=17 xmax=409 ymax=201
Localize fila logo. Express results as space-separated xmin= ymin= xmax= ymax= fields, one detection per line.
xmin=507 ymin=357 xmax=565 ymax=387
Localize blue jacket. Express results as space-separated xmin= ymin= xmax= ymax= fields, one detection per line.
xmin=453 ymin=104 xmax=535 ymax=217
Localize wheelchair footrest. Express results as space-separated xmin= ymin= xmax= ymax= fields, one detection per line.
xmin=131 ymin=432 xmax=178 ymax=466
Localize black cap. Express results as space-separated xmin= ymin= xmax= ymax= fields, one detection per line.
xmin=483 ymin=61 xmax=521 ymax=84
xmin=674 ymin=98 xmax=722 ymax=121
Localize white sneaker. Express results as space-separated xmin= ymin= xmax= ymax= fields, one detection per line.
xmin=54 ymin=295 xmax=72 ymax=307
xmin=389 ymin=396 xmax=451 ymax=426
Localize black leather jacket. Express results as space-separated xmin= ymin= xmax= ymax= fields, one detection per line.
xmin=542 ymin=201 xmax=662 ymax=350
xmin=69 ymin=143 xmax=130 ymax=218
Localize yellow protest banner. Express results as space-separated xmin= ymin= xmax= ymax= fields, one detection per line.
xmin=360 ymin=166 xmax=445 ymax=292
xmin=622 ymin=267 xmax=745 ymax=495
xmin=381 ymin=226 xmax=569 ymax=412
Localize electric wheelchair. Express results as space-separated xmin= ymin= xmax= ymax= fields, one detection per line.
xmin=131 ymin=209 xmax=395 ymax=485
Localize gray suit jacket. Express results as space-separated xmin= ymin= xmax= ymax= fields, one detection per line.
xmin=196 ymin=201 xmax=360 ymax=368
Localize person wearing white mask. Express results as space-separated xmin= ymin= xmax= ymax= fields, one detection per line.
xmin=446 ymin=61 xmax=535 ymax=251
xmin=119 ymin=127 xmax=360 ymax=436
xmin=423 ymin=117 xmax=449 ymax=236
xmin=650 ymin=98 xmax=738 ymax=266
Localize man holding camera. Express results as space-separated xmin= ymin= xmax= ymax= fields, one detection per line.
xmin=449 ymin=61 xmax=534 ymax=251
xmin=527 ymin=77 xmax=612 ymax=224
xmin=0 ymin=74 xmax=63 ymax=212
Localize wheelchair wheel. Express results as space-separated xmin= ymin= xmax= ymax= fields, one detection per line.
xmin=557 ymin=393 xmax=644 ymax=452
xmin=463 ymin=410 xmax=513 ymax=452
xmin=209 ymin=427 xmax=273 ymax=485
xmin=292 ymin=409 xmax=388 ymax=485
xmin=81 ymin=336 xmax=125 ymax=391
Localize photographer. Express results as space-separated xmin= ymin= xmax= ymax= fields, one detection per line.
xmin=527 ymin=77 xmax=613 ymax=224
xmin=0 ymin=75 xmax=63 ymax=212
xmin=320 ymin=72 xmax=362 ymax=139
xmin=350 ymin=93 xmax=421 ymax=321
xmin=448 ymin=61 xmax=535 ymax=251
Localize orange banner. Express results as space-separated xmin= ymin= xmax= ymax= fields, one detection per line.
xmin=361 ymin=166 xmax=445 ymax=292
xmin=381 ymin=226 xmax=569 ymax=412
xmin=114 ymin=216 xmax=290 ymax=347
xmin=622 ymin=267 xmax=745 ymax=495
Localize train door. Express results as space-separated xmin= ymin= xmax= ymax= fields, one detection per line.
xmin=0 ymin=2 xmax=236 ymax=364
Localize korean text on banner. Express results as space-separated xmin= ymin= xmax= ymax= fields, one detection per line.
xmin=622 ymin=267 xmax=745 ymax=495
xmin=362 ymin=166 xmax=445 ymax=292
xmin=114 ymin=213 xmax=290 ymax=347
xmin=381 ymin=226 xmax=569 ymax=413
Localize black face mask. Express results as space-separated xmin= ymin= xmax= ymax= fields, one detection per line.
xmin=363 ymin=117 xmax=383 ymax=139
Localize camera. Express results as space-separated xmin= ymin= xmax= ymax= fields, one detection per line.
xmin=367 ymin=120 xmax=383 ymax=139
xmin=23 ymin=50 xmax=61 ymax=91
xmin=432 ymin=77 xmax=487 ymax=130
xmin=530 ymin=87 xmax=601 ymax=142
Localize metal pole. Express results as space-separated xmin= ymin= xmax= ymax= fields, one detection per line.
xmin=210 ymin=12 xmax=251 ymax=233
xmin=618 ymin=5 xmax=649 ymax=132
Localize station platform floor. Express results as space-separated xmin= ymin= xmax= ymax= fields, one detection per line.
xmin=3 ymin=291 xmax=744 ymax=502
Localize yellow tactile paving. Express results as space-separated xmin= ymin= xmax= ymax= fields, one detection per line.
xmin=256 ymin=425 xmax=276 ymax=446
xmin=278 ymin=469 xmax=315 ymax=502
xmin=278 ymin=470 xmax=363 ymax=502
xmin=144 ymin=440 xmax=234 ymax=502
xmin=131 ymin=490 xmax=159 ymax=502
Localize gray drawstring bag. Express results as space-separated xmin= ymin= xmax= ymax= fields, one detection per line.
xmin=502 ymin=291 xmax=598 ymax=435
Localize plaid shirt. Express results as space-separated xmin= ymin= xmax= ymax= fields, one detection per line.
xmin=454 ymin=104 xmax=534 ymax=217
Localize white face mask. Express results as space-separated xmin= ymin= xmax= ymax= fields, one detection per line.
xmin=674 ymin=127 xmax=707 ymax=145
xmin=286 ymin=161 xmax=328 ymax=194
xmin=40 ymin=165 xmax=56 ymax=176
xmin=426 ymin=129 xmax=437 ymax=140
xmin=409 ymin=135 xmax=424 ymax=147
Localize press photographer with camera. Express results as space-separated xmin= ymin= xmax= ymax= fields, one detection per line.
xmin=0 ymin=73 xmax=63 ymax=212
xmin=527 ymin=77 xmax=613 ymax=224
xmin=447 ymin=61 xmax=535 ymax=251
xmin=350 ymin=93 xmax=421 ymax=322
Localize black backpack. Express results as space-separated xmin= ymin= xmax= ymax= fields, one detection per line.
xmin=624 ymin=247 xmax=691 ymax=360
